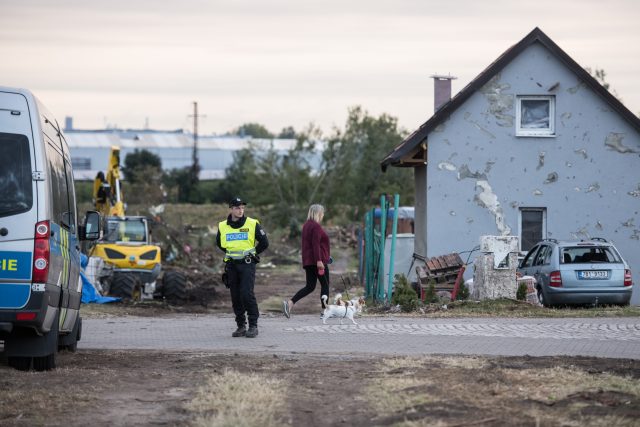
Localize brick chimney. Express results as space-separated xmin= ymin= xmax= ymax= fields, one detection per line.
xmin=431 ymin=74 xmax=457 ymax=112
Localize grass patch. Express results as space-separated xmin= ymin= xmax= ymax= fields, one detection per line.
xmin=364 ymin=356 xmax=640 ymax=426
xmin=187 ymin=368 xmax=286 ymax=427
xmin=369 ymin=298 xmax=640 ymax=318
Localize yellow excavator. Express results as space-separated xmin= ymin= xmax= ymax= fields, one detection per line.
xmin=88 ymin=146 xmax=187 ymax=301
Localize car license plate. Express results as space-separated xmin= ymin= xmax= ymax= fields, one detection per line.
xmin=578 ymin=270 xmax=609 ymax=280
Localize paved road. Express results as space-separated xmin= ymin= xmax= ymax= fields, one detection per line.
xmin=80 ymin=314 xmax=640 ymax=359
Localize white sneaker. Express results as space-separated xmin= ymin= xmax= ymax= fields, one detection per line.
xmin=282 ymin=300 xmax=290 ymax=319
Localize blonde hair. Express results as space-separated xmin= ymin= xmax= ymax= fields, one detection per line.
xmin=307 ymin=204 xmax=325 ymax=223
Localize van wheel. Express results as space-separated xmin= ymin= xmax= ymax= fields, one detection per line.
xmin=162 ymin=271 xmax=188 ymax=301
xmin=59 ymin=317 xmax=81 ymax=352
xmin=110 ymin=273 xmax=138 ymax=300
xmin=8 ymin=356 xmax=32 ymax=371
xmin=33 ymin=352 xmax=56 ymax=371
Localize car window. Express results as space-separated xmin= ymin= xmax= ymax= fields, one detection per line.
xmin=561 ymin=246 xmax=622 ymax=264
xmin=533 ymin=245 xmax=551 ymax=266
xmin=520 ymin=246 xmax=539 ymax=268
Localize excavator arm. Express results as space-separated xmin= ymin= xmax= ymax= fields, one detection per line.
xmin=93 ymin=146 xmax=125 ymax=217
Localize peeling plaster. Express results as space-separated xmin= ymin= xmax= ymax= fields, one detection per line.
xmin=585 ymin=183 xmax=600 ymax=193
xmin=469 ymin=121 xmax=496 ymax=139
xmin=631 ymin=230 xmax=640 ymax=240
xmin=438 ymin=161 xmax=457 ymax=171
xmin=544 ymin=172 xmax=558 ymax=184
xmin=567 ymin=81 xmax=586 ymax=94
xmin=510 ymin=201 xmax=519 ymax=209
xmin=458 ymin=165 xmax=485 ymax=181
xmin=570 ymin=226 xmax=590 ymax=240
xmin=565 ymin=161 xmax=572 ymax=168
xmin=574 ymin=148 xmax=588 ymax=159
xmin=596 ymin=221 xmax=603 ymax=230
xmin=533 ymin=189 xmax=543 ymax=196
xmin=622 ymin=218 xmax=635 ymax=228
xmin=629 ymin=185 xmax=640 ymax=198
xmin=449 ymin=211 xmax=456 ymax=216
xmin=466 ymin=217 xmax=474 ymax=224
xmin=536 ymin=151 xmax=546 ymax=170
xmin=479 ymin=75 xmax=514 ymax=127
xmin=605 ymin=132 xmax=637 ymax=153
xmin=474 ymin=180 xmax=511 ymax=235
xmin=561 ymin=112 xmax=572 ymax=120
xmin=574 ymin=187 xmax=581 ymax=192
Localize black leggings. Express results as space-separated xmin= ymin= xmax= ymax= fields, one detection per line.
xmin=291 ymin=266 xmax=330 ymax=308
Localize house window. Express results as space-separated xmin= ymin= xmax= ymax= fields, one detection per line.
xmin=516 ymin=96 xmax=555 ymax=137
xmin=519 ymin=208 xmax=546 ymax=252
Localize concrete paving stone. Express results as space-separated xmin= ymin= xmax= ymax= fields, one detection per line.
xmin=79 ymin=314 xmax=640 ymax=359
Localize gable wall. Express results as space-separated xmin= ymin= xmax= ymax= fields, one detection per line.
xmin=420 ymin=42 xmax=640 ymax=304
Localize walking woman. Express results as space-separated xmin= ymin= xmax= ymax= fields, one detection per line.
xmin=282 ymin=204 xmax=330 ymax=318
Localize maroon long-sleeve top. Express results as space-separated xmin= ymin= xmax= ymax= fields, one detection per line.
xmin=301 ymin=219 xmax=330 ymax=267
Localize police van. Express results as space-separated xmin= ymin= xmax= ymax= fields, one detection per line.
xmin=0 ymin=86 xmax=100 ymax=371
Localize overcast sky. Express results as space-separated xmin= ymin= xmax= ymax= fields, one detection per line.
xmin=1 ymin=0 xmax=639 ymax=135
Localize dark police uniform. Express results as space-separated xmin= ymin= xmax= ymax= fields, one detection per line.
xmin=216 ymin=199 xmax=268 ymax=337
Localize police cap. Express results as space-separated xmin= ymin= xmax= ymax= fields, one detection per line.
xmin=229 ymin=197 xmax=247 ymax=208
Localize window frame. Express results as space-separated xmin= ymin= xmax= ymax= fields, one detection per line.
xmin=516 ymin=95 xmax=555 ymax=137
xmin=518 ymin=207 xmax=547 ymax=252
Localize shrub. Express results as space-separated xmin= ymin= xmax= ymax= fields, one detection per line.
xmin=516 ymin=282 xmax=528 ymax=301
xmin=392 ymin=274 xmax=420 ymax=312
xmin=423 ymin=280 xmax=438 ymax=304
xmin=455 ymin=281 xmax=470 ymax=301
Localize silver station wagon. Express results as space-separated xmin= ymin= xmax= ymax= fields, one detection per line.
xmin=518 ymin=238 xmax=633 ymax=307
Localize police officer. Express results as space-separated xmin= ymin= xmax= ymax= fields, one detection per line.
xmin=216 ymin=197 xmax=269 ymax=338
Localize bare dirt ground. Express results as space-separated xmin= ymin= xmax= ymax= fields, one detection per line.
xmin=2 ymin=232 xmax=640 ymax=426
xmin=1 ymin=350 xmax=639 ymax=426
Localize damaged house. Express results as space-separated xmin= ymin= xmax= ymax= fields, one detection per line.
xmin=381 ymin=27 xmax=640 ymax=305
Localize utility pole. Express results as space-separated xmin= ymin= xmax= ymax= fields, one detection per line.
xmin=188 ymin=102 xmax=202 ymax=196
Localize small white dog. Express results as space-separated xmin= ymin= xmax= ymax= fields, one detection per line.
xmin=333 ymin=293 xmax=366 ymax=314
xmin=322 ymin=295 xmax=358 ymax=325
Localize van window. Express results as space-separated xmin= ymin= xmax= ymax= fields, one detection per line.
xmin=46 ymin=142 xmax=71 ymax=230
xmin=0 ymin=132 xmax=33 ymax=218
xmin=63 ymin=159 xmax=77 ymax=234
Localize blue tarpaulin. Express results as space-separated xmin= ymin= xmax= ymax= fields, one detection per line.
xmin=80 ymin=253 xmax=120 ymax=304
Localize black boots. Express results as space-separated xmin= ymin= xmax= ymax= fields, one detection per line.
xmin=232 ymin=326 xmax=246 ymax=337
xmin=245 ymin=326 xmax=259 ymax=338
xmin=232 ymin=325 xmax=258 ymax=338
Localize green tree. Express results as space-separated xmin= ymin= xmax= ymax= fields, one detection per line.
xmin=123 ymin=149 xmax=162 ymax=184
xmin=278 ymin=126 xmax=297 ymax=139
xmin=318 ymin=106 xmax=414 ymax=218
xmin=232 ymin=123 xmax=274 ymax=139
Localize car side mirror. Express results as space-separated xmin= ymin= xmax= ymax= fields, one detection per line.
xmin=80 ymin=210 xmax=102 ymax=241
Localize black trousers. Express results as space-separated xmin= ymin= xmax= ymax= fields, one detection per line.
xmin=226 ymin=261 xmax=259 ymax=328
xmin=291 ymin=266 xmax=330 ymax=308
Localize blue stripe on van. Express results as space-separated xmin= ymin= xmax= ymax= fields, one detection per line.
xmin=0 ymin=251 xmax=32 ymax=280
xmin=0 ymin=283 xmax=31 ymax=309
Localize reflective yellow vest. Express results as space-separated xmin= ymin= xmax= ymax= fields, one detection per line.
xmin=218 ymin=217 xmax=259 ymax=261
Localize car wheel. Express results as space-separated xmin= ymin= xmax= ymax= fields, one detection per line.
xmin=537 ymin=287 xmax=548 ymax=307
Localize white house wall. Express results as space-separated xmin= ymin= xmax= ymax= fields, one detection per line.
xmin=421 ymin=42 xmax=640 ymax=304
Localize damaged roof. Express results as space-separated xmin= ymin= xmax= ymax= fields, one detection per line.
xmin=380 ymin=27 xmax=640 ymax=172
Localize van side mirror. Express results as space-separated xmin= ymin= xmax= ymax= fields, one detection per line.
xmin=80 ymin=211 xmax=102 ymax=241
